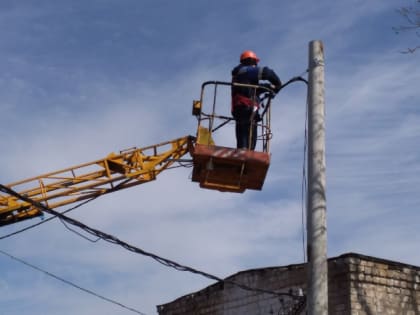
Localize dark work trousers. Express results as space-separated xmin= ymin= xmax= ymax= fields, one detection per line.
xmin=232 ymin=105 xmax=258 ymax=150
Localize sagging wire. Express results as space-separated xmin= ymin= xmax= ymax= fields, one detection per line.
xmin=276 ymin=70 xmax=309 ymax=264
xmin=0 ymin=196 xmax=99 ymax=240
xmin=0 ymin=178 xmax=140 ymax=241
xmin=300 ymin=72 xmax=309 ymax=263
xmin=59 ymin=216 xmax=101 ymax=243
xmin=278 ymin=75 xmax=308 ymax=92
xmin=273 ymin=71 xmax=310 ymax=314
xmin=301 ymin=97 xmax=308 ymax=263
xmin=0 ymin=183 xmax=304 ymax=301
xmin=165 ymin=160 xmax=194 ymax=169
xmin=0 ymin=248 xmax=147 ymax=315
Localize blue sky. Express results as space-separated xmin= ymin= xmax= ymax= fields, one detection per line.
xmin=1 ymin=1 xmax=419 ymax=314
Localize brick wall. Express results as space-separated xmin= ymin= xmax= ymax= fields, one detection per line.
xmin=157 ymin=263 xmax=306 ymax=315
xmin=157 ymin=253 xmax=420 ymax=315
xmin=342 ymin=254 xmax=420 ymax=315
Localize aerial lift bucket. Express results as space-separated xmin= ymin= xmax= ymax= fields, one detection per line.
xmin=190 ymin=81 xmax=273 ymax=193
xmin=191 ymin=141 xmax=270 ymax=193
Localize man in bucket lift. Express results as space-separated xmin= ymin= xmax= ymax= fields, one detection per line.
xmin=231 ymin=50 xmax=282 ymax=150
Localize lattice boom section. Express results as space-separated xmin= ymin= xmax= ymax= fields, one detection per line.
xmin=0 ymin=136 xmax=192 ymax=226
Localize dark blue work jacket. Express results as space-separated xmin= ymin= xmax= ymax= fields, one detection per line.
xmin=231 ymin=64 xmax=281 ymax=111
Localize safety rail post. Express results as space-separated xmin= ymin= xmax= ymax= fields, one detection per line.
xmin=306 ymin=40 xmax=328 ymax=315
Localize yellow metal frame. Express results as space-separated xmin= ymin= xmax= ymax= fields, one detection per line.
xmin=190 ymin=81 xmax=272 ymax=193
xmin=0 ymin=136 xmax=192 ymax=226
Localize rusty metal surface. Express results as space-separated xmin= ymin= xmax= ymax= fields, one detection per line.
xmin=191 ymin=144 xmax=270 ymax=193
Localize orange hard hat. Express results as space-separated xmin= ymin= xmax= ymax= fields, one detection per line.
xmin=240 ymin=50 xmax=260 ymax=63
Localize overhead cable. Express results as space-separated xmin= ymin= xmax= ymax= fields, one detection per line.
xmin=0 ymin=183 xmax=303 ymax=300
xmin=0 ymin=248 xmax=147 ymax=315
xmin=0 ymin=197 xmax=98 ymax=240
xmin=301 ymin=75 xmax=309 ymax=263
xmin=274 ymin=71 xmax=309 ymax=264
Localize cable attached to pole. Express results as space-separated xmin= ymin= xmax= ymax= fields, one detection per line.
xmin=259 ymin=75 xmax=308 ymax=118
xmin=257 ymin=72 xmax=310 ymax=265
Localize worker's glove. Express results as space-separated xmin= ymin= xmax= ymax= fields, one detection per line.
xmin=260 ymin=83 xmax=279 ymax=98
xmin=260 ymin=83 xmax=275 ymax=92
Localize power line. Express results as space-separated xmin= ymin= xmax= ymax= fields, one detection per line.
xmin=276 ymin=72 xmax=310 ymax=264
xmin=0 ymin=183 xmax=303 ymax=300
xmin=0 ymin=177 xmax=140 ymax=241
xmin=0 ymin=248 xmax=147 ymax=315
xmin=301 ymin=77 xmax=309 ymax=263
xmin=0 ymin=197 xmax=98 ymax=240
xmin=278 ymin=72 xmax=309 ymax=264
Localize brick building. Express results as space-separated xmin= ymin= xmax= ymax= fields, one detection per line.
xmin=157 ymin=253 xmax=420 ymax=315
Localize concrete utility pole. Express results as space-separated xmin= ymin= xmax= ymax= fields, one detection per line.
xmin=306 ymin=40 xmax=328 ymax=315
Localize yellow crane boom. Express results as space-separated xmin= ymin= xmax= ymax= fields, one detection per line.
xmin=0 ymin=136 xmax=193 ymax=227
xmin=0 ymin=81 xmax=278 ymax=228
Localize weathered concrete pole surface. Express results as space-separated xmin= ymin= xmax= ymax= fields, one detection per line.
xmin=306 ymin=40 xmax=328 ymax=315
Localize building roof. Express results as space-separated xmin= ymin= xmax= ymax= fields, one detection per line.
xmin=157 ymin=252 xmax=420 ymax=311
